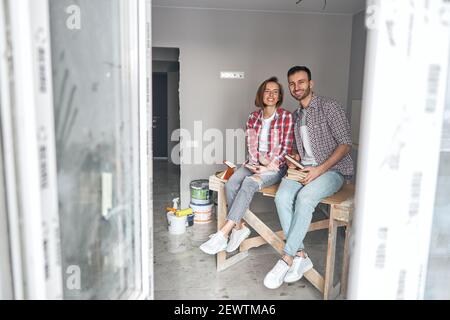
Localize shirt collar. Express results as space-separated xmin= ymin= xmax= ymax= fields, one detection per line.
xmin=257 ymin=107 xmax=281 ymax=122
xmin=298 ymin=93 xmax=317 ymax=112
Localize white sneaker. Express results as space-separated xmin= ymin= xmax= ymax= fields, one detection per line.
xmin=284 ymin=254 xmax=313 ymax=283
xmin=263 ymin=260 xmax=290 ymax=289
xmin=226 ymin=226 xmax=251 ymax=252
xmin=199 ymin=232 xmax=227 ymax=255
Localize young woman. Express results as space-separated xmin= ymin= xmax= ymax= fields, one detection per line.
xmin=200 ymin=77 xmax=294 ymax=255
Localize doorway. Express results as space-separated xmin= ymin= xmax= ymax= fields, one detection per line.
xmin=153 ymin=73 xmax=168 ymax=159
xmin=152 ymin=47 xmax=180 ymax=163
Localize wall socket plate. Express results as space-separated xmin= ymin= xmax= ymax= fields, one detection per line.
xmin=220 ymin=71 xmax=245 ymax=79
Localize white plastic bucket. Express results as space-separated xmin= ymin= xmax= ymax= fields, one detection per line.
xmin=190 ymin=203 xmax=213 ymax=224
xmin=167 ymin=212 xmax=187 ymax=235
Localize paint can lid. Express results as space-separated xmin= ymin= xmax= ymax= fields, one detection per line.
xmin=190 ymin=179 xmax=209 ymax=190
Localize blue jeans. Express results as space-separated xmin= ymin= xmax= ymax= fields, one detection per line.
xmin=274 ymin=170 xmax=344 ymax=257
xmin=225 ymin=165 xmax=287 ymax=224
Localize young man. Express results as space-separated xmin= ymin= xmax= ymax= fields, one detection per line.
xmin=263 ymin=66 xmax=354 ymax=289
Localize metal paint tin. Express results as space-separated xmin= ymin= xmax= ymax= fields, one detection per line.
xmin=190 ymin=179 xmax=211 ymax=205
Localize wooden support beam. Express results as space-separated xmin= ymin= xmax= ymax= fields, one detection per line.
xmin=243 ymin=209 xmax=284 ymax=255
xmin=239 ymin=219 xmax=334 ymax=252
xmin=239 ymin=231 xmax=285 ymax=252
xmin=304 ymin=268 xmax=325 ymax=293
xmin=217 ymin=251 xmax=249 ymax=272
xmin=340 ymin=222 xmax=351 ymax=298
xmin=324 ymin=210 xmax=338 ymax=300
xmin=309 ymin=219 xmax=329 ymax=232
xmin=216 ymin=185 xmax=228 ymax=271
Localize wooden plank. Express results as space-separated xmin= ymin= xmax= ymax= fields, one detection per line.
xmin=262 ymin=192 xmax=275 ymax=198
xmin=216 ymin=251 xmax=249 ymax=272
xmin=309 ymin=219 xmax=330 ymax=232
xmin=260 ymin=183 xmax=355 ymax=206
xmin=243 ymin=209 xmax=284 ymax=255
xmin=216 ymin=173 xmax=355 ymax=207
xmin=238 ymin=219 xmax=342 ymax=252
xmin=304 ymin=268 xmax=325 ymax=293
xmin=239 ymin=231 xmax=285 ymax=252
xmin=209 ymin=182 xmax=222 ymax=192
xmin=216 ymin=185 xmax=227 ymax=229
xmin=216 ymin=184 xmax=228 ymax=271
xmin=321 ymin=184 xmax=355 ymax=206
xmin=260 ymin=184 xmax=278 ymax=196
xmin=340 ymin=222 xmax=351 ymax=299
xmin=212 ymin=172 xmax=226 ymax=184
xmin=209 ymin=174 xmax=224 ymax=192
xmin=331 ymin=283 xmax=341 ymax=300
xmin=324 ymin=211 xmax=338 ymax=300
xmin=330 ymin=206 xmax=352 ymax=223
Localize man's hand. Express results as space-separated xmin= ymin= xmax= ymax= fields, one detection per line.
xmin=300 ymin=165 xmax=325 ymax=185
xmin=287 ymin=154 xmax=300 ymax=169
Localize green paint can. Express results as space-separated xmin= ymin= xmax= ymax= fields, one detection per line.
xmin=190 ymin=179 xmax=210 ymax=205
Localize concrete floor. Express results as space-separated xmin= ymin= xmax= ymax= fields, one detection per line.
xmin=153 ymin=160 xmax=346 ymax=300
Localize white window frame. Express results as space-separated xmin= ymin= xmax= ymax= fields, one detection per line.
xmin=348 ymin=0 xmax=450 ymax=299
xmin=1 ymin=0 xmax=50 ymax=299
xmin=0 ymin=0 xmax=152 ymax=300
xmin=0 ymin=0 xmax=25 ymax=300
xmin=118 ymin=0 xmax=152 ymax=300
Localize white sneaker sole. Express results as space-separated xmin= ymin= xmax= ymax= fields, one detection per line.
xmin=284 ymin=260 xmax=314 ymax=283
xmin=199 ymin=244 xmax=227 ymax=255
xmin=263 ymin=279 xmax=283 ymax=290
xmin=226 ymin=228 xmax=251 ymax=252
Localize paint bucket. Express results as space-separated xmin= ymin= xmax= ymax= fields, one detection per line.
xmin=186 ymin=214 xmax=195 ymax=227
xmin=191 ymin=222 xmax=216 ymax=246
xmin=190 ymin=203 xmax=213 ymax=224
xmin=190 ymin=180 xmax=211 ymax=205
xmin=167 ymin=212 xmax=187 ymax=235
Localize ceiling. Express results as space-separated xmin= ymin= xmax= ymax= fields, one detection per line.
xmin=152 ymin=0 xmax=366 ymax=15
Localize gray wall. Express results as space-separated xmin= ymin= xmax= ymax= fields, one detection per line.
xmin=153 ymin=7 xmax=354 ymax=207
xmin=347 ymin=10 xmax=367 ymax=183
xmin=347 ymin=10 xmax=367 ymax=105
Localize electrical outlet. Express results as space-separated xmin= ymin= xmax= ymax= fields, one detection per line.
xmin=220 ymin=71 xmax=245 ymax=79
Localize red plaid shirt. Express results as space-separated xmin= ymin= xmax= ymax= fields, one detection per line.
xmin=246 ymin=107 xmax=294 ymax=169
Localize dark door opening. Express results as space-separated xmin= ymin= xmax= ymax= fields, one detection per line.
xmin=152 ymin=72 xmax=168 ymax=159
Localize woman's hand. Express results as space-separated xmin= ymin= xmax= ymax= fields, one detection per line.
xmin=266 ymin=161 xmax=279 ymax=172
xmin=255 ymin=165 xmax=270 ymax=174
xmin=254 ymin=164 xmax=279 ymax=174
xmin=244 ymin=163 xmax=259 ymax=174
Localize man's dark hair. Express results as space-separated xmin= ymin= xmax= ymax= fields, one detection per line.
xmin=287 ymin=66 xmax=312 ymax=81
